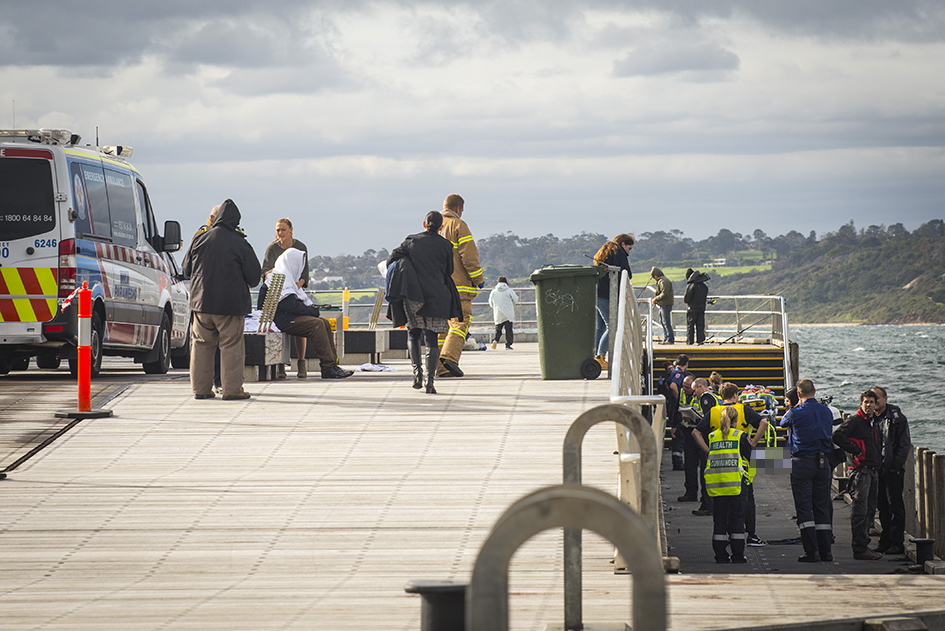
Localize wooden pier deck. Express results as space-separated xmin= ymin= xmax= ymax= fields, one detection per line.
xmin=2 ymin=343 xmax=944 ymax=630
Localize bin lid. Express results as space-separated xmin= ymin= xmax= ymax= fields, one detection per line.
xmin=529 ymin=264 xmax=606 ymax=283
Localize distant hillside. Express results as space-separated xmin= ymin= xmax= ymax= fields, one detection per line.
xmin=707 ymin=221 xmax=945 ymax=324
xmin=287 ymin=219 xmax=945 ymax=322
xmin=474 ymin=220 xmax=945 ymax=324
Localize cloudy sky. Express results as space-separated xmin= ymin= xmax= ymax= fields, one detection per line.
xmin=2 ymin=1 xmax=943 ymax=256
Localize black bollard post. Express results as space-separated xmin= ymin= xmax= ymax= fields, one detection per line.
xmin=404 ymin=580 xmax=467 ymax=631
xmin=912 ymin=538 xmax=935 ymax=569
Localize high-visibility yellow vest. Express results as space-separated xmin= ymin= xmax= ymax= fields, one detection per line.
xmin=709 ymin=403 xmax=749 ymax=433
xmin=680 ymin=389 xmax=703 ymax=415
xmin=705 ymin=428 xmax=746 ymax=497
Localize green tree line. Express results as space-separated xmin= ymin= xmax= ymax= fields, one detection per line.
xmin=294 ymin=219 xmax=945 ymax=322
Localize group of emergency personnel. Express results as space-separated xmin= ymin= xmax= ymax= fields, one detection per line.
xmin=664 ymin=354 xmax=912 ymax=564
xmin=184 ymin=194 xmax=485 ymax=400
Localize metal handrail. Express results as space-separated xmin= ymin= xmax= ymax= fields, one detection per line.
xmin=561 ymin=404 xmax=661 ymax=630
xmin=295 ymin=286 xmax=542 ymax=328
xmin=467 ymin=485 xmax=666 ymax=631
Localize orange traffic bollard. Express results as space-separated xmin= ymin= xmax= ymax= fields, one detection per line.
xmin=55 ymin=281 xmax=112 ymax=420
xmin=77 ymin=281 xmax=92 ymax=412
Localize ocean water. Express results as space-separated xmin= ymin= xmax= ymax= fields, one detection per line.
xmin=790 ymin=324 xmax=945 ymax=454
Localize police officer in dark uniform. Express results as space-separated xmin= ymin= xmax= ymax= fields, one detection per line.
xmin=779 ymin=379 xmax=834 ymax=562
xmin=667 ymin=355 xmax=689 ymax=470
xmin=677 ymin=375 xmax=704 ymax=503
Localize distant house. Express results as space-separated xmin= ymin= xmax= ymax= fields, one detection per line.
xmin=703 ymin=258 xmax=742 ymax=268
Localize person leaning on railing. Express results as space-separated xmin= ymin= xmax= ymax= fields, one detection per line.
xmin=593 ymin=233 xmax=634 ymax=369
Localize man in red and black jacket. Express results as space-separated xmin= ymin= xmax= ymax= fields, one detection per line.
xmin=833 ymin=390 xmax=884 ymax=560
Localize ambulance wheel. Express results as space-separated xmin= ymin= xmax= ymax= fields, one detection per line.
xmin=580 ymin=358 xmax=602 ymax=380
xmin=69 ymin=312 xmax=104 ymax=378
xmin=144 ymin=314 xmax=171 ymax=375
xmin=36 ymin=354 xmax=61 ymax=370
xmin=0 ymin=356 xmax=12 ymax=375
xmin=11 ymin=357 xmax=30 ymax=371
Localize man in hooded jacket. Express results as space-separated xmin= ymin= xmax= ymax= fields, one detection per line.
xmin=183 ymin=199 xmax=261 ymax=400
xmin=683 ymin=268 xmax=710 ymax=345
xmin=488 ymin=277 xmax=519 ymax=349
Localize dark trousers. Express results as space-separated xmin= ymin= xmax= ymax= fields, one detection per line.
xmin=744 ymin=482 xmax=757 ymax=537
xmin=849 ymin=467 xmax=879 ymax=554
xmin=279 ymin=316 xmax=338 ymax=370
xmin=493 ymin=320 xmax=514 ymax=347
xmin=790 ymin=456 xmax=833 ymax=557
xmin=668 ymin=398 xmax=683 ymax=466
xmin=878 ymin=469 xmax=906 ymax=550
xmin=686 ymin=310 xmax=706 ymax=344
xmin=711 ymin=489 xmax=746 ymax=562
xmin=682 ymin=426 xmax=709 ymax=504
xmin=697 ymin=450 xmax=713 ymax=512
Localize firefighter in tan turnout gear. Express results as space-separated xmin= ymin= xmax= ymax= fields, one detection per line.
xmin=436 ymin=194 xmax=484 ymax=378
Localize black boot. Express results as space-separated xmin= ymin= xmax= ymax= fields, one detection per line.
xmin=409 ymin=336 xmax=423 ymax=389
xmin=425 ymin=344 xmax=439 ymax=394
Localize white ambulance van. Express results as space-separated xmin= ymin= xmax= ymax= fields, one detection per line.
xmin=0 ymin=128 xmax=189 ymax=376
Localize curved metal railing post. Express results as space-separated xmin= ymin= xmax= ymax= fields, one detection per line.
xmin=561 ymin=404 xmax=659 ymax=630
xmin=467 ymin=485 xmax=666 ymax=631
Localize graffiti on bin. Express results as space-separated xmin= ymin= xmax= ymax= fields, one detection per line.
xmin=544 ymin=289 xmax=576 ymax=314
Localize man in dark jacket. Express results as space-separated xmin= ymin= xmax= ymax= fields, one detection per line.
xmin=872 ymin=386 xmax=911 ymax=555
xmin=833 ymin=390 xmax=884 ymax=559
xmin=183 ymin=200 xmax=261 ymax=401
xmin=683 ymin=268 xmax=709 ymax=345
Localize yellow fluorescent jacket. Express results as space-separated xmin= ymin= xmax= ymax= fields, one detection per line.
xmin=705 ymin=428 xmax=746 ymax=497
xmin=440 ymin=209 xmax=483 ymax=296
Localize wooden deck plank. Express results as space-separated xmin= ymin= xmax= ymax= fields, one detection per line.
xmin=1 ymin=343 xmax=943 ymax=630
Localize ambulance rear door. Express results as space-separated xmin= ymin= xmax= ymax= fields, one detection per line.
xmin=0 ymin=146 xmax=61 ymax=342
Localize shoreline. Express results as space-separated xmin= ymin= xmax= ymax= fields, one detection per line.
xmin=792 ymin=322 xmax=944 ymax=327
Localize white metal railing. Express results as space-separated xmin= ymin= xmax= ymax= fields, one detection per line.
xmin=607 ymin=270 xmax=667 ymax=564
xmin=647 ymin=294 xmax=788 ymax=346
xmin=275 ymin=286 xmax=541 ymax=329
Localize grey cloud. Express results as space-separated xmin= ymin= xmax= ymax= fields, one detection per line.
xmin=0 ymin=1 xmax=354 ymax=69
xmin=166 ymin=20 xmax=295 ymax=69
xmin=434 ymin=0 xmax=945 ymax=44
xmin=614 ymin=42 xmax=739 ymax=77
xmin=211 ymin=62 xmax=353 ymax=96
xmin=1 ymin=1 xmax=942 ymax=73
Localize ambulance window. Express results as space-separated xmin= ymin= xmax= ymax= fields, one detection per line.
xmin=105 ymin=169 xmax=136 ymax=248
xmin=135 ymin=180 xmax=158 ymax=248
xmin=71 ymin=162 xmax=111 ymax=240
xmin=0 ymin=158 xmax=56 ymax=240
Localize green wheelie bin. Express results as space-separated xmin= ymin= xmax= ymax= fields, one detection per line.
xmin=529 ymin=264 xmax=607 ymax=380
